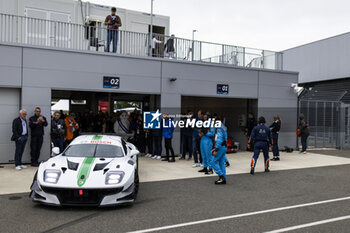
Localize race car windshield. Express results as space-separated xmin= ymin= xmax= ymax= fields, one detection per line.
xmin=63 ymin=144 xmax=124 ymax=158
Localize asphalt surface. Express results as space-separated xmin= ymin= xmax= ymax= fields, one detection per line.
xmin=309 ymin=149 xmax=350 ymax=159
xmin=1 ymin=164 xmax=350 ymax=233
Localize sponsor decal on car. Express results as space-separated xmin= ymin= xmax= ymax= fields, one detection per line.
xmin=77 ymin=157 xmax=95 ymax=187
xmin=90 ymin=135 xmax=112 ymax=144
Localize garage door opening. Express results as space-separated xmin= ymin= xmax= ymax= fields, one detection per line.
xmin=181 ymin=96 xmax=257 ymax=151
xmin=51 ymin=90 xmax=160 ymax=133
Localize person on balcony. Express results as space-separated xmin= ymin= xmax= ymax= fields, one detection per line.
xmin=164 ymin=34 xmax=176 ymax=59
xmin=152 ymin=35 xmax=162 ymax=57
xmin=104 ymin=7 xmax=122 ymax=53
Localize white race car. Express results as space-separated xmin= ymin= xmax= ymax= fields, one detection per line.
xmin=30 ymin=135 xmax=139 ymax=207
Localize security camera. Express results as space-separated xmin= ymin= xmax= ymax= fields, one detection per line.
xmin=291 ymin=83 xmax=303 ymax=95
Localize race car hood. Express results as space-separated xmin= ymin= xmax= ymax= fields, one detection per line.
xmin=37 ymin=155 xmax=135 ymax=189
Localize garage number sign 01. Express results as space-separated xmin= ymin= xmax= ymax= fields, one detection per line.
xmin=217 ymin=84 xmax=229 ymax=95
xmin=103 ymin=76 xmax=120 ymax=89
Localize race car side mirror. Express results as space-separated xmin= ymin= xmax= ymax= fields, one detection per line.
xmin=51 ymin=147 xmax=60 ymax=157
xmin=130 ymin=149 xmax=139 ymax=157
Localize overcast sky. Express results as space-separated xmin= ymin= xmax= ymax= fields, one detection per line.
xmin=91 ymin=0 xmax=350 ymax=51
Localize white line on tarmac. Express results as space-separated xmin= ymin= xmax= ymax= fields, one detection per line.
xmin=127 ymin=196 xmax=350 ymax=233
xmin=265 ymin=215 xmax=350 ymax=233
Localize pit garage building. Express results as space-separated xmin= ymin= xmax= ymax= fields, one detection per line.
xmin=0 ymin=41 xmax=299 ymax=164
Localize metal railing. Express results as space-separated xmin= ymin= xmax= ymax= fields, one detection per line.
xmin=0 ymin=13 xmax=283 ymax=70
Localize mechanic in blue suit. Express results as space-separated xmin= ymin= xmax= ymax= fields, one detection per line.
xmin=211 ymin=119 xmax=228 ymax=184
xmin=248 ymin=116 xmax=272 ymax=175
xmin=198 ymin=113 xmax=215 ymax=174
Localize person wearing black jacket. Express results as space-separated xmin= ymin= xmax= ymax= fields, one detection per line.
xmin=11 ymin=109 xmax=29 ymax=170
xmin=298 ymin=114 xmax=309 ymax=154
xmin=29 ymin=107 xmax=48 ymax=166
xmin=269 ymin=115 xmax=281 ymax=161
xmin=245 ymin=113 xmax=257 ymax=151
xmin=164 ymin=34 xmax=176 ymax=58
xmin=51 ymin=111 xmax=66 ymax=153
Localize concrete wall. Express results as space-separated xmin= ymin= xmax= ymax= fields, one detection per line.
xmin=0 ymin=43 xmax=298 ymax=163
xmin=258 ymin=71 xmax=298 ymax=149
xmin=283 ymin=32 xmax=350 ymax=84
xmin=0 ymin=88 xmax=20 ymax=163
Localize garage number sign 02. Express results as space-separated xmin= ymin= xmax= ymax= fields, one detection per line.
xmin=103 ymin=76 xmax=120 ymax=89
xmin=217 ymin=84 xmax=229 ymax=95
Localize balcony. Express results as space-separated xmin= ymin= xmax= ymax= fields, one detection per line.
xmin=0 ymin=13 xmax=283 ymax=70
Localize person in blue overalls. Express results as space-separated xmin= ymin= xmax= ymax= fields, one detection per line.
xmin=248 ymin=116 xmax=272 ymax=175
xmin=198 ymin=113 xmax=215 ymax=174
xmin=269 ymin=115 xmax=281 ymax=161
xmin=211 ymin=119 xmax=228 ymax=184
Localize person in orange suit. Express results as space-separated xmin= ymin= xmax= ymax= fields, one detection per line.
xmin=64 ymin=113 xmax=79 ymax=148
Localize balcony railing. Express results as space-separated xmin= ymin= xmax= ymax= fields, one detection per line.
xmin=0 ymin=13 xmax=283 ymax=70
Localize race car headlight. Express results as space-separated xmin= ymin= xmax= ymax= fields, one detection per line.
xmin=44 ymin=170 xmax=61 ymax=184
xmin=105 ymin=171 xmax=124 ymax=185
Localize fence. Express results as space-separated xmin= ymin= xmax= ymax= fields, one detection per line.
xmin=299 ymin=100 xmax=341 ymax=148
xmin=0 ymin=13 xmax=282 ymax=70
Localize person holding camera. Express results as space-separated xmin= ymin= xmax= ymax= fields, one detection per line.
xmin=51 ymin=111 xmax=66 ymax=153
xmin=64 ymin=113 xmax=79 ymax=148
xmin=104 ymin=7 xmax=122 ymax=53
xmin=29 ymin=107 xmax=48 ymax=166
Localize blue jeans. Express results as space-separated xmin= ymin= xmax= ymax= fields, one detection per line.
xmin=52 ymin=138 xmax=64 ymax=153
xmin=272 ymin=133 xmax=279 ymax=158
xmin=212 ymin=147 xmax=227 ymax=177
xmin=15 ymin=136 xmax=28 ymax=166
xmin=301 ymin=133 xmax=309 ymax=152
xmin=106 ymin=30 xmax=118 ymax=53
xmin=251 ymin=141 xmax=270 ymax=169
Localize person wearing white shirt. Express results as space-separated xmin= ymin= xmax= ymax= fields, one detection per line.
xmin=11 ymin=109 xmax=29 ymax=170
xmin=152 ymin=36 xmax=162 ymax=57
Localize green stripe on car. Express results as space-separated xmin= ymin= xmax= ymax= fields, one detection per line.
xmin=92 ymin=135 xmax=102 ymax=140
xmin=77 ymin=157 xmax=95 ymax=187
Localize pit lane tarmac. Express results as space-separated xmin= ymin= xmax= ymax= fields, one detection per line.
xmin=1 ymin=163 xmax=350 ymax=233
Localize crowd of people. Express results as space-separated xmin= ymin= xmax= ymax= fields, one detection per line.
xmin=10 ymin=106 xmax=310 ymax=185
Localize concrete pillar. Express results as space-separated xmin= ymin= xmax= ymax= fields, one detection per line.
xmin=21 ymin=87 xmax=51 ymax=163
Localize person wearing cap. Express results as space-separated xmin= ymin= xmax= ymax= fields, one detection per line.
xmin=248 ymin=116 xmax=272 ymax=175
xmin=64 ymin=113 xmax=79 ymax=148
